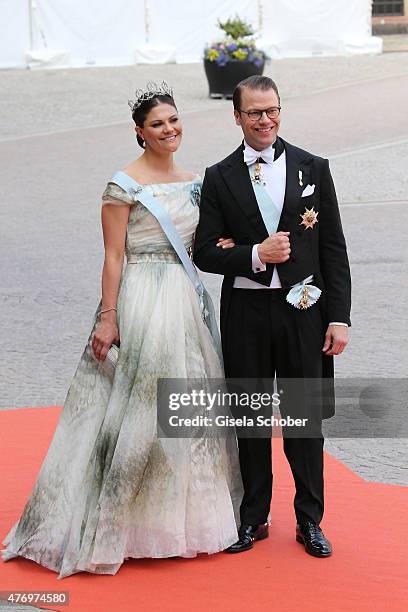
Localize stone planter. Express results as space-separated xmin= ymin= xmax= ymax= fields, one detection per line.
xmin=204 ymin=58 xmax=265 ymax=99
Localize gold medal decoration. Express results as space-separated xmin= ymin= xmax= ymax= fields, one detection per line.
xmin=300 ymin=206 xmax=319 ymax=230
xmin=298 ymin=286 xmax=311 ymax=309
xmin=251 ymin=161 xmax=266 ymax=186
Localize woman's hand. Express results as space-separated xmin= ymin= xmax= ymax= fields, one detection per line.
xmin=216 ymin=237 xmax=235 ymax=249
xmin=92 ymin=318 xmax=119 ymax=362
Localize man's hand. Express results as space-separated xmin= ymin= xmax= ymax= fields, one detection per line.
xmin=216 ymin=237 xmax=235 ymax=249
xmin=322 ymin=324 xmax=349 ymax=356
xmin=258 ymin=232 xmax=291 ymax=264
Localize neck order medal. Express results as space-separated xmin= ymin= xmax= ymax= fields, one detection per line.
xmin=251 ymin=160 xmax=266 ymax=186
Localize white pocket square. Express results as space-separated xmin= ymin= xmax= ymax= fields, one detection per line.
xmin=301 ymin=184 xmax=315 ymax=197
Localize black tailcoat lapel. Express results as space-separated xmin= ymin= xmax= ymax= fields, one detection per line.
xmin=219 ymin=144 xmax=269 ymax=241
xmin=277 ymin=140 xmax=313 ymax=231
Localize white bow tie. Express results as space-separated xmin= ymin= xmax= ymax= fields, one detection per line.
xmin=243 ymin=143 xmax=274 ymax=166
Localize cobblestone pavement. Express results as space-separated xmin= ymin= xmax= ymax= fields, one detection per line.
xmin=1 ymin=55 xmax=407 ymax=485
xmin=2 ymin=53 xmax=408 ymax=141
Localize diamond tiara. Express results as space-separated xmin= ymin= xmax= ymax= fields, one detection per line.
xmin=128 ymin=81 xmax=174 ymax=113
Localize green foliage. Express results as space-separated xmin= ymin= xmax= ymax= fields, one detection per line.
xmin=217 ymin=15 xmax=254 ymax=40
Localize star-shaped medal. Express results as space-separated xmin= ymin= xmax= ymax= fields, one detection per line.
xmin=300 ymin=206 xmax=319 ymax=230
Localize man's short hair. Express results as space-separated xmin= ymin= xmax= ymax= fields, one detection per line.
xmin=233 ymin=75 xmax=280 ymax=110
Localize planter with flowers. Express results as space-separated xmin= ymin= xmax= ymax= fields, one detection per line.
xmin=204 ymin=16 xmax=266 ymax=99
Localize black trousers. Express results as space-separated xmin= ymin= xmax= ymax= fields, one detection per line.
xmin=224 ymin=288 xmax=325 ymax=526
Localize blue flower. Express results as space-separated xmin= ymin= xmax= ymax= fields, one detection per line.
xmin=205 ymin=36 xmax=266 ymax=65
xmin=215 ymin=52 xmax=227 ymax=65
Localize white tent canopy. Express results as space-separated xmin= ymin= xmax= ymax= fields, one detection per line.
xmin=0 ymin=0 xmax=381 ymax=69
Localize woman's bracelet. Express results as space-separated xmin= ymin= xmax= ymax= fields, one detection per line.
xmin=100 ymin=307 xmax=117 ymax=315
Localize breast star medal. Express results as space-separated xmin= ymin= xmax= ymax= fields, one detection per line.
xmin=251 ymin=160 xmax=266 ymax=186
xmin=300 ymin=206 xmax=319 ymax=230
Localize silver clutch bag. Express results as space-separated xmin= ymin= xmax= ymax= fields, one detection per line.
xmin=90 ymin=342 xmax=119 ymax=381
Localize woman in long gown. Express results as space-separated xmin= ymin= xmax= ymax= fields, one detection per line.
xmin=2 ymin=83 xmax=242 ymax=579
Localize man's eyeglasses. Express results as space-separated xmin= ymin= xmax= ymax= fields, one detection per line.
xmin=238 ymin=107 xmax=282 ymax=121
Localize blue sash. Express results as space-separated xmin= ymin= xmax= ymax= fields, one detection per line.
xmin=249 ymin=168 xmax=281 ymax=235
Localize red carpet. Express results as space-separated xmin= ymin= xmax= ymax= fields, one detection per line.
xmin=0 ymin=407 xmax=407 ymax=611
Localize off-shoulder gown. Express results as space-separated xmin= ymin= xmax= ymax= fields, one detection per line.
xmin=2 ymin=176 xmax=242 ymax=578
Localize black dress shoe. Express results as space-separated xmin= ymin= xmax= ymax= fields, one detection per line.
xmin=225 ymin=524 xmax=269 ymax=554
xmin=296 ymin=521 xmax=332 ymax=557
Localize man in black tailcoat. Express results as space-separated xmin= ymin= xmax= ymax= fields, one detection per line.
xmin=194 ymin=76 xmax=351 ymax=557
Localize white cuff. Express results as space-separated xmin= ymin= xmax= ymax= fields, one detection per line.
xmin=252 ymin=244 xmax=266 ymax=273
xmin=329 ymin=322 xmax=348 ymax=327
